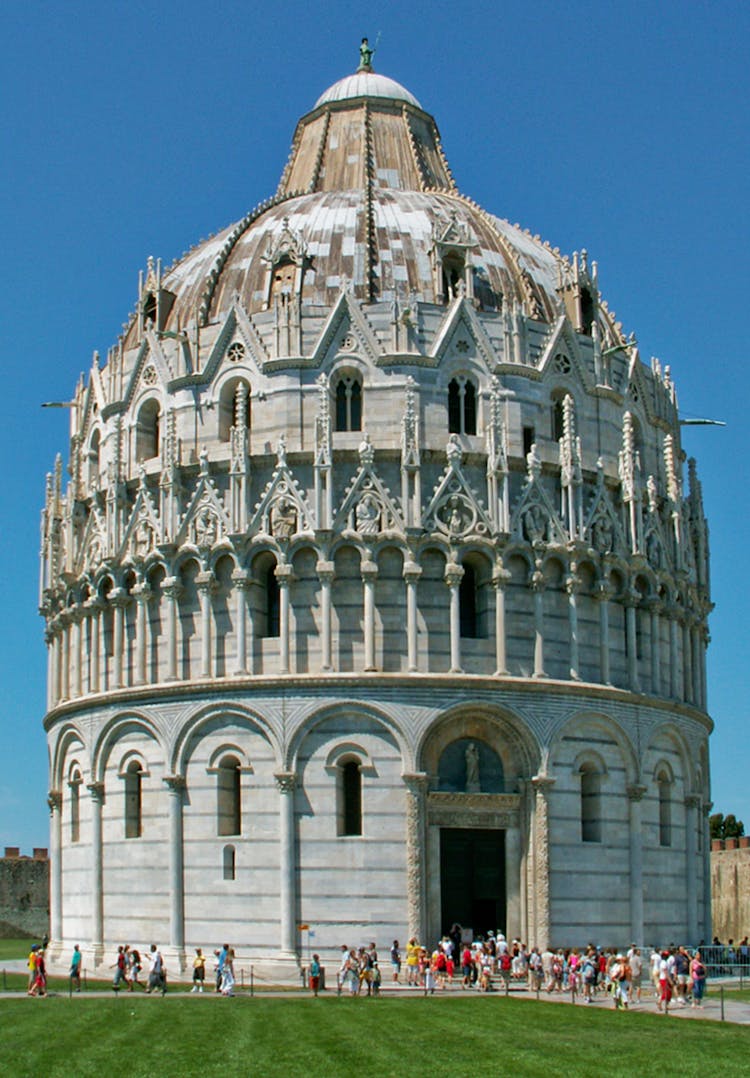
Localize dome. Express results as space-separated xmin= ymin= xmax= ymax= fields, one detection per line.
xmin=314 ymin=70 xmax=422 ymax=109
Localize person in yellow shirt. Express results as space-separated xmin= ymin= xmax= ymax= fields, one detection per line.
xmin=405 ymin=937 xmax=420 ymax=987
xmin=191 ymin=947 xmax=206 ymax=992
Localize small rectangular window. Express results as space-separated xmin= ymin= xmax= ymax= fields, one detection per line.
xmin=522 ymin=426 xmax=535 ymax=457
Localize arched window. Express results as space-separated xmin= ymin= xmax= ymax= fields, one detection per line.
xmin=580 ymin=287 xmax=594 ymax=335
xmin=335 ymin=374 xmax=362 ymax=432
xmin=69 ymin=769 xmax=82 ymax=843
xmin=265 ymin=568 xmax=280 ymax=638
xmin=441 ymin=253 xmax=465 ymax=301
xmin=124 ymin=760 xmax=143 ymax=838
xmin=551 ymin=390 xmax=569 ymax=442
xmin=658 ymin=769 xmax=672 ymax=847
xmin=580 ymin=764 xmax=602 ymax=843
xmin=223 ymin=844 xmax=236 ymax=880
xmin=337 ymin=758 xmax=362 ymax=836
xmin=271 ymin=257 xmax=295 ymax=302
xmin=217 ymin=755 xmax=242 ymax=837
xmin=448 ymin=377 xmax=477 ymax=436
xmin=135 ymin=399 xmax=160 ymax=461
xmin=460 ymin=563 xmax=478 ymax=638
xmin=218 ymin=379 xmax=251 ymax=443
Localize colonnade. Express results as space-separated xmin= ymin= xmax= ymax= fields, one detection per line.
xmin=46 ymin=558 xmax=708 ymax=713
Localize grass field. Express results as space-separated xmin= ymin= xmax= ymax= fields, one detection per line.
xmin=2 ymin=994 xmax=750 ymax=1078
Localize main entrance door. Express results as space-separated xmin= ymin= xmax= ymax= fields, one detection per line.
xmin=440 ymin=827 xmax=506 ymax=938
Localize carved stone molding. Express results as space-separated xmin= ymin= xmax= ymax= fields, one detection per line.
xmin=626 ymin=783 xmax=647 ymax=802
xmin=427 ymin=791 xmax=521 ymax=830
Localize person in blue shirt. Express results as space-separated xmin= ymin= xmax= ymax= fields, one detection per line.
xmin=310 ymin=953 xmax=321 ymax=996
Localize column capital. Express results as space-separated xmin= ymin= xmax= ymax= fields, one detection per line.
xmin=402 ymin=771 xmax=430 ymax=794
xmin=195 ymin=571 xmax=216 ymax=593
xmin=84 ymin=595 xmax=104 ymax=613
xmin=274 ymin=771 xmax=297 ymax=794
xmin=595 ymin=582 xmax=612 ymax=602
xmin=530 ymin=569 xmax=545 ymax=593
xmin=360 ymin=559 xmax=378 ymax=580
xmin=444 ymin=562 xmax=464 ymax=587
xmin=315 ymin=560 xmax=335 ymax=582
xmin=492 ymin=569 xmax=511 ymax=589
xmin=47 ymin=789 xmax=62 ymax=812
xmin=626 ymin=783 xmax=647 ymax=802
xmin=531 ymin=774 xmax=555 ymax=793
xmin=684 ymin=793 xmax=702 ymax=809
xmin=702 ymin=800 xmax=714 ymax=818
xmin=86 ymin=781 xmax=105 ymax=804
xmin=231 ymin=568 xmax=252 ymax=589
xmin=162 ymin=577 xmax=183 ymax=601
xmin=163 ymin=774 xmax=186 ymax=792
xmin=403 ymin=561 xmax=422 ymax=583
xmin=132 ymin=583 xmax=153 ymax=602
xmin=644 ymin=597 xmax=663 ymax=614
xmin=274 ymin=564 xmax=295 ymax=585
xmin=564 ymin=573 xmax=581 ymax=596
xmin=109 ymin=588 xmax=131 ymax=609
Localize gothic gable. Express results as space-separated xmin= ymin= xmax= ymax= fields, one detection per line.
xmin=248 ymin=438 xmax=315 ymax=539
xmin=423 ymin=435 xmax=494 ymax=540
xmin=334 ymin=435 xmax=405 ymax=537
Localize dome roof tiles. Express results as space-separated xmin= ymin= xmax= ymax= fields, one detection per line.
xmin=315 ymin=71 xmax=422 ymax=109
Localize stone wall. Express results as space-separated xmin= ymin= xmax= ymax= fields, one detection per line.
xmin=711 ymin=839 xmax=750 ymax=941
xmin=0 ymin=848 xmax=49 ymax=938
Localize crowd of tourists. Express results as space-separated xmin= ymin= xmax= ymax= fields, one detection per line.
xmin=21 ymin=930 xmax=708 ymax=1010
xmin=333 ymin=931 xmax=710 ymax=1012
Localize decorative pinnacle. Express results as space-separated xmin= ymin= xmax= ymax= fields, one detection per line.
xmin=358 ymin=36 xmax=375 ymax=72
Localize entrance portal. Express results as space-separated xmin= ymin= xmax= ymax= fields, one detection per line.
xmin=439 ymin=827 xmax=506 ymax=938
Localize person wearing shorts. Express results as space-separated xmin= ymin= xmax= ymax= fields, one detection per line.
xmin=192 ymin=948 xmax=206 ymax=992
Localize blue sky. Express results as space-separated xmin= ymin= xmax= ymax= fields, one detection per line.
xmin=1 ymin=0 xmax=748 ymax=850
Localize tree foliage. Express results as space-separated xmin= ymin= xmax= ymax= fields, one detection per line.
xmin=710 ymin=812 xmax=745 ymax=840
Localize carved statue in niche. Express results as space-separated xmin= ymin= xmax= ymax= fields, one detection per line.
xmin=591 ymin=513 xmax=614 ymax=554
xmin=437 ymin=493 xmax=472 ymax=538
xmin=465 ymin=741 xmax=480 ymax=793
xmin=194 ymin=505 xmax=218 ymax=548
xmin=271 ymin=496 xmax=297 ymax=540
xmin=356 ymin=493 xmax=380 ymax=536
xmin=133 ymin=518 xmax=154 ymax=559
xmin=522 ymin=503 xmax=546 ymax=544
xmin=646 ymin=529 xmax=661 ymax=568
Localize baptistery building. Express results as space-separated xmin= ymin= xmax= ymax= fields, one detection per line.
xmin=40 ymin=47 xmax=713 ymax=975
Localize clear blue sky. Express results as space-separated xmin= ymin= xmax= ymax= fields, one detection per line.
xmin=2 ymin=1 xmax=748 ymax=851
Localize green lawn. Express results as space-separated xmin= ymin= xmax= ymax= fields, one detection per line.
xmin=0 ymin=938 xmax=37 ymax=960
xmin=1 ymin=995 xmax=749 ymax=1078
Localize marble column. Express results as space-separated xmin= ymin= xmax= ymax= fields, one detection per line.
xmin=111 ymin=589 xmax=127 ymax=689
xmin=403 ymin=562 xmax=421 ymax=673
xmin=691 ymin=626 xmax=702 ymax=710
xmin=60 ymin=614 xmax=70 ymax=701
xmin=196 ymin=572 xmax=215 ymax=679
xmin=627 ymin=784 xmax=646 ymax=944
xmin=625 ymin=594 xmax=640 ymax=692
xmin=403 ymin=772 xmax=429 ymax=944
xmin=48 ymin=790 xmax=63 ymax=945
xmin=45 ymin=631 xmax=56 ymax=711
xmin=87 ymin=598 xmax=101 ymax=694
xmin=505 ymin=824 xmax=522 ymax=941
xmin=530 ymin=775 xmax=555 ymax=949
xmin=596 ymin=583 xmax=611 ymax=685
xmin=531 ymin=569 xmax=546 ymax=679
xmin=685 ymin=794 xmax=700 ymax=943
xmin=565 ymin=573 xmax=581 ymax=681
xmin=133 ymin=583 xmax=152 ymax=686
xmin=72 ymin=608 xmax=83 ymax=698
xmin=231 ymin=570 xmax=250 ymax=676
xmin=361 ymin=559 xmax=378 ymax=671
xmin=162 ymin=578 xmax=182 ymax=681
xmin=445 ymin=562 xmax=464 ymax=674
xmin=681 ymin=618 xmax=692 ymax=704
xmin=99 ymin=601 xmax=109 ymax=691
xmin=492 ymin=569 xmax=510 ymax=676
xmin=164 ymin=776 xmax=186 ymax=954
xmin=317 ymin=562 xmax=335 ymax=672
xmin=702 ymin=801 xmax=713 ymax=938
xmin=276 ymin=566 xmax=294 ymax=674
xmin=87 ymin=782 xmax=105 ymax=962
xmin=648 ymin=599 xmax=662 ymax=696
xmin=275 ymin=772 xmax=298 ymax=958
xmin=669 ymin=605 xmax=681 ymax=699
